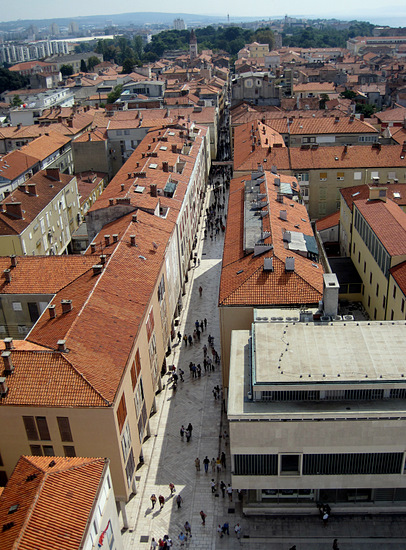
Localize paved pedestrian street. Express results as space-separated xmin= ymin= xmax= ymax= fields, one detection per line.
xmin=122 ymin=173 xmax=406 ymax=550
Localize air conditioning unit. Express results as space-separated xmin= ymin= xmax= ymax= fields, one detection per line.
xmin=342 ymin=315 xmax=354 ymax=321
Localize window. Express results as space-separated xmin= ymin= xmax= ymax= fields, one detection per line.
xmin=391 ymin=310 xmax=394 ymax=321
xmin=393 ymin=286 xmax=397 ymax=299
xmin=402 ymin=299 xmax=405 ymax=313
xmin=23 ymin=416 xmax=39 ymax=440
xmin=353 ymin=243 xmax=355 ymax=253
xmin=364 ymin=261 xmax=366 ymax=273
xmin=358 ymin=251 xmax=361 ymax=263
xmin=368 ymin=296 xmax=371 ymax=307
xmin=30 ymin=445 xmax=42 ymax=456
xmin=337 ymin=172 xmax=344 ymax=181
xmin=135 ymin=349 xmax=141 ymax=376
xmin=376 ymin=284 xmax=379 ymax=297
xmin=354 ymin=171 xmax=362 ymax=180
xmin=370 ymin=272 xmax=373 ymax=284
xmin=36 ymin=417 xmax=50 ymax=440
xmin=319 ymin=187 xmax=327 ymax=200
xmin=42 ymin=445 xmax=54 ymax=456
xmin=234 ymin=454 xmax=278 ymax=475
xmin=121 ymin=422 xmax=132 ymax=462
xmin=281 ymin=455 xmax=300 ymax=474
xmin=116 ymin=394 xmax=127 ymax=434
xmin=125 ymin=449 xmax=135 ymax=487
xmin=318 ymin=203 xmax=326 ymax=216
xmin=303 ymin=137 xmax=316 ymax=144
xmin=383 ymin=295 xmax=386 ymax=309
xmin=57 ymin=417 xmax=73 ymax=442
xmin=303 ymin=452 xmax=402 ymax=475
xmin=374 ymin=308 xmax=377 ymax=319
xmin=130 ymin=361 xmax=137 ymax=391
xmin=63 ymin=446 xmax=76 ymax=457
xmin=146 ymin=309 xmax=154 ymax=341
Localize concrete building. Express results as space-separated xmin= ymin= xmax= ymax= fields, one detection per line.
xmin=228 ymin=315 xmax=406 ymax=514
xmin=9 ymin=89 xmax=75 ymax=126
xmin=0 ymin=455 xmax=123 ymax=550
xmin=173 ymin=18 xmax=187 ymax=31
xmin=232 ymin=72 xmax=281 ymax=107
xmin=0 ymin=168 xmax=80 ymax=257
xmin=219 ymin=167 xmax=324 ymax=388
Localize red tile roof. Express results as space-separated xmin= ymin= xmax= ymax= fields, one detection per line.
xmin=0 ymin=456 xmax=106 ymax=550
xmin=20 ymin=133 xmax=71 ymax=162
xmin=390 ymin=261 xmax=406 ymax=295
xmin=219 ymin=171 xmax=324 ymax=307
xmin=315 ymin=210 xmax=340 ymax=231
xmin=0 ymin=150 xmax=38 ymax=182
xmin=341 ymin=183 xmax=406 ymax=211
xmin=355 ymin=198 xmax=406 ymax=256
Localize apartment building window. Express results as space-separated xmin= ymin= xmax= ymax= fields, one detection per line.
xmin=303 ymin=452 xmax=402 ymax=476
xmin=116 ymin=394 xmax=127 ymax=434
xmin=57 ymin=417 xmax=73 ymax=442
xmin=374 ymin=308 xmax=377 ymax=319
xmin=391 ymin=310 xmax=394 ymax=321
xmin=281 ymin=455 xmax=300 ymax=474
xmin=402 ymin=299 xmax=405 ymax=313
xmin=319 ymin=203 xmax=326 ymax=216
xmin=370 ymin=272 xmax=373 ymax=284
xmin=376 ymin=283 xmax=379 ymax=297
xmin=125 ymin=449 xmax=135 ymax=488
xmin=358 ymin=251 xmax=361 ymax=263
xmin=121 ymin=422 xmax=132 ymax=462
xmin=383 ymin=296 xmax=386 ymax=309
xmin=354 ymin=171 xmax=362 ymax=180
xmin=63 ymin=446 xmax=76 ymax=457
xmin=393 ymin=286 xmax=397 ymax=299
xmin=23 ymin=416 xmax=50 ymax=441
xmin=364 ymin=261 xmax=366 ymax=273
xmin=319 ymin=187 xmax=327 ymax=200
xmin=42 ymin=445 xmax=54 ymax=456
xmin=337 ymin=172 xmax=344 ymax=181
xmin=353 ymin=243 xmax=356 ymax=254
xmin=146 ymin=308 xmax=154 ymax=341
xmin=368 ymin=296 xmax=371 ymax=307
xmin=234 ymin=454 xmax=278 ymax=476
xmin=29 ymin=445 xmax=42 ymax=456
xmin=130 ymin=360 xmax=137 ymax=391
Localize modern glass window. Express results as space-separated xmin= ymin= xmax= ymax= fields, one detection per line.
xmin=303 ymin=453 xmax=402 ymax=475
xmin=63 ymin=446 xmax=76 ymax=457
xmin=234 ymin=454 xmax=278 ymax=476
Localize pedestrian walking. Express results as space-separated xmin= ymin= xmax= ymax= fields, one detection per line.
xmin=333 ymin=539 xmax=339 ymax=550
xmin=183 ymin=334 xmax=188 ymax=347
xmin=211 ymin=457 xmax=216 ymax=473
xmin=204 ymin=318 xmax=207 ymax=328
xmin=187 ymin=423 xmax=193 ymax=437
xmin=234 ymin=523 xmax=241 ymax=539
xmin=227 ymin=483 xmax=233 ymax=501
xmin=179 ymin=368 xmax=184 ymax=382
xmin=176 ymin=494 xmax=183 ymax=509
xmin=221 ymin=451 xmax=226 ymax=469
xmin=178 ymin=532 xmax=186 ymax=547
xmin=210 ymin=479 xmax=216 ymax=493
xmin=323 ymin=512 xmax=329 ymax=526
xmin=216 ymin=456 xmax=222 ymax=473
xmin=177 ymin=331 xmax=182 ymax=343
xmin=200 ymin=320 xmax=204 ymax=331
xmin=159 ymin=494 xmax=165 ymax=509
xmin=150 ymin=494 xmax=157 ymax=509
xmin=169 ymin=482 xmax=175 ymax=495
xmin=150 ymin=537 xmax=158 ymax=549
xmin=184 ymin=521 xmax=192 ymax=538
xmin=185 ymin=429 xmax=191 ymax=443
xmin=223 ymin=430 xmax=229 ymax=446
xmin=222 ymin=522 xmax=230 ymax=535
xmin=180 ymin=425 xmax=185 ymax=440
xmin=195 ymin=457 xmax=201 ymax=472
xmin=188 ymin=334 xmax=193 ymax=346
xmin=195 ymin=320 xmax=200 ymax=330
xmin=199 ymin=286 xmax=203 ymax=297
xmin=220 ymin=480 xmax=226 ymax=498
xmin=203 ymin=456 xmax=210 ymax=473
xmin=217 ymin=525 xmax=223 ymax=538
xmin=200 ymin=510 xmax=207 ymax=525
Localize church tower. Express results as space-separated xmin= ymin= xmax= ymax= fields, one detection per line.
xmin=189 ymin=29 xmax=198 ymax=61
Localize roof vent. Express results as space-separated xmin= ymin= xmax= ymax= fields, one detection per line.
xmin=104 ymin=235 xmax=110 ymax=247
xmin=112 ymin=234 xmax=118 ymax=243
xmin=279 ymin=209 xmax=287 ymax=221
xmin=132 ymin=213 xmax=138 ymax=223
xmin=2 ymin=351 xmax=13 ymax=373
xmin=90 ymin=243 xmax=96 ymax=253
xmin=57 ymin=340 xmax=67 ymax=352
xmin=264 ymin=257 xmax=274 ymax=271
xmin=4 ymin=269 xmax=11 ymax=283
xmin=48 ymin=305 xmax=56 ymax=319
xmin=10 ymin=255 xmax=17 ymax=268
xmin=130 ymin=235 xmax=136 ymax=247
xmin=4 ymin=338 xmax=14 ymax=350
xmin=109 ymin=198 xmax=114 ymax=206
xmin=61 ymin=300 xmax=72 ymax=314
xmin=121 ymin=183 xmax=125 ymax=191
xmin=100 ymin=255 xmax=106 ymax=265
xmin=92 ymin=264 xmax=103 ymax=275
xmin=48 ymin=460 xmax=56 ymax=468
xmin=285 ymin=257 xmax=295 ymax=272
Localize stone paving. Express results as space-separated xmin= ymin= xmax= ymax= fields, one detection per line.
xmin=122 ymin=179 xmax=406 ymax=549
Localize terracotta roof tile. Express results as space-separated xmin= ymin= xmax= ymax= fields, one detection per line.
xmin=20 ymin=133 xmax=71 ymax=162
xmin=315 ymin=211 xmax=340 ymax=231
xmin=390 ymin=261 xmax=406 ymax=295
xmin=341 ymin=184 xmax=406 ymax=211
xmin=0 ymin=456 xmax=106 ymax=550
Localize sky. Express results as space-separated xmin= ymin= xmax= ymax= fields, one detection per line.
xmin=2 ymin=1 xmax=406 ymax=25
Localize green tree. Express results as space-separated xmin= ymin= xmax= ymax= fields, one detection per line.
xmin=107 ymin=84 xmax=123 ymax=104
xmin=340 ymin=90 xmax=357 ymax=99
xmin=60 ymin=64 xmax=74 ymax=77
xmin=253 ymin=28 xmax=275 ymax=50
xmin=80 ymin=59 xmax=87 ymax=73
xmin=319 ymin=93 xmax=330 ymax=109
xmin=11 ymin=94 xmax=22 ymax=107
xmin=87 ymin=56 xmax=100 ymax=71
xmin=122 ymin=58 xmax=135 ymax=74
xmin=0 ymin=67 xmax=29 ymax=94
xmin=355 ymin=103 xmax=375 ymax=117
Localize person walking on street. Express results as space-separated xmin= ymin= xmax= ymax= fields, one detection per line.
xmin=203 ymin=456 xmax=210 ymax=473
xmin=180 ymin=425 xmax=185 ymax=440
xmin=188 ymin=334 xmax=193 ymax=346
xmin=234 ymin=523 xmax=241 ymax=539
xmin=332 ymin=539 xmax=339 ymax=550
xmin=210 ymin=479 xmax=216 ymax=493
xmin=195 ymin=457 xmax=200 ymax=472
xmin=169 ymin=482 xmax=175 ymax=495
xmin=150 ymin=537 xmax=158 ymax=549
xmin=211 ymin=457 xmax=216 ymax=473
xmin=323 ymin=512 xmax=329 ymax=526
xmin=221 ymin=451 xmax=226 ymax=469
xmin=183 ymin=334 xmax=188 ymax=347
xmin=220 ymin=480 xmax=226 ymax=498
xmin=187 ymin=423 xmax=193 ymax=438
xmin=150 ymin=494 xmax=157 ymax=509
xmin=217 ymin=525 xmax=224 ymax=538
xmin=185 ymin=429 xmax=191 ymax=443
xmin=184 ymin=522 xmax=192 ymax=538
xmin=176 ymin=494 xmax=183 ymax=509
xmin=178 ymin=532 xmax=186 ymax=547
xmin=199 ymin=286 xmax=203 ymax=297
xmin=158 ymin=495 xmax=165 ymax=509
xmin=227 ymin=484 xmax=233 ymax=501
xmin=222 ymin=522 xmax=230 ymax=536
xmin=177 ymin=331 xmax=182 ymax=343
xmin=200 ymin=510 xmax=207 ymax=525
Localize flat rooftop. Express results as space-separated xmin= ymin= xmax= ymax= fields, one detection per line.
xmin=253 ymin=321 xmax=406 ymax=386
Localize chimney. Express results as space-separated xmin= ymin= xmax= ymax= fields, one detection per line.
xmin=127 ymin=173 xmax=132 ymax=179
xmin=10 ymin=255 xmax=17 ymax=268
xmin=67 ymin=118 xmax=73 ymax=128
xmin=150 ymin=184 xmax=157 ymax=197
xmin=121 ymin=183 xmax=125 ymax=191
xmin=402 ymin=140 xmax=406 ymax=153
xmin=2 ymin=351 xmax=13 ymax=373
xmin=109 ymin=198 xmax=114 ymax=206
xmin=162 ymin=161 xmax=169 ymax=172
xmin=48 ymin=305 xmax=56 ymax=319
xmin=90 ymin=243 xmax=96 ymax=253
xmin=46 ymin=168 xmax=60 ymax=181
xmin=5 ymin=203 xmax=23 ymax=219
xmin=92 ymin=264 xmax=103 ymax=275
xmin=130 ymin=235 xmax=136 ymax=246
xmin=61 ymin=299 xmax=72 ymax=314
xmin=27 ymin=183 xmax=37 ymax=196
xmin=4 ymin=269 xmax=11 ymax=283
xmin=285 ymin=257 xmax=295 ymax=272
xmin=323 ymin=273 xmax=339 ymax=317
xmin=132 ymin=213 xmax=138 ymax=223
xmin=112 ymin=234 xmax=118 ymax=243
xmin=0 ymin=377 xmax=8 ymax=397
xmin=4 ymin=338 xmax=14 ymax=350
xmin=57 ymin=339 xmax=67 ymax=352
xmin=171 ymin=144 xmax=177 ymax=153
xmin=104 ymin=235 xmax=110 ymax=247
xmin=100 ymin=254 xmax=106 ymax=265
